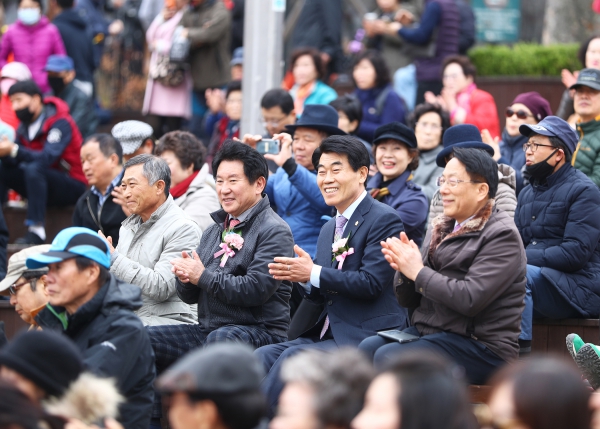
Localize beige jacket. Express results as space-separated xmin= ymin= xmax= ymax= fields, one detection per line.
xmin=111 ymin=195 xmax=202 ymax=325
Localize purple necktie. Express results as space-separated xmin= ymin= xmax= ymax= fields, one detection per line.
xmin=453 ymin=223 xmax=461 ymax=233
xmin=321 ymin=215 xmax=348 ymax=339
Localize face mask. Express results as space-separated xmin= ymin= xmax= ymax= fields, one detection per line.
xmin=48 ymin=76 xmax=66 ymax=96
xmin=18 ymin=8 xmax=41 ymax=26
xmin=0 ymin=78 xmax=17 ymax=95
xmin=15 ymin=106 xmax=35 ymax=124
xmin=525 ymin=149 xmax=558 ymax=182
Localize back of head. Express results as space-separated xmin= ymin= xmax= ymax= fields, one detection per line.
xmin=84 ymin=133 xmax=123 ymax=165
xmin=489 ymin=357 xmax=591 ymax=429
xmin=0 ymin=330 xmax=83 ymax=398
xmin=212 ymin=140 xmax=268 ymax=184
xmin=384 ymin=352 xmax=475 ymax=429
xmin=157 ymin=343 xmax=266 ymax=429
xmin=261 ymin=88 xmax=294 ymax=115
xmin=8 ymin=80 xmax=43 ymax=99
xmin=312 ymin=135 xmax=371 ymax=173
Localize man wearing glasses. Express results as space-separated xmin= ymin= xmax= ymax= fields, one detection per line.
xmin=516 ymin=116 xmax=600 ymax=355
xmin=0 ymin=245 xmax=51 ymax=328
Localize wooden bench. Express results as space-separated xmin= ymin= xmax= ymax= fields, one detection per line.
xmin=532 ymin=318 xmax=599 ymax=357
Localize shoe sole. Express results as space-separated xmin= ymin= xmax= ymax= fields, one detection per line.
xmin=575 ymin=346 xmax=600 ymax=390
xmin=566 ymin=334 xmax=578 ymax=361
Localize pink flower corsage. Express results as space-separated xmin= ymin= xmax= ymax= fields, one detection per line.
xmin=214 ymin=232 xmax=244 ymax=267
xmin=332 ymin=235 xmax=354 ymax=270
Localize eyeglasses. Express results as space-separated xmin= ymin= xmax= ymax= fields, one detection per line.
xmin=506 ymin=107 xmax=533 ymax=120
xmin=260 ymin=117 xmax=287 ymax=127
xmin=436 ymin=176 xmax=481 ymax=188
xmin=8 ymin=278 xmax=37 ymax=295
xmin=522 ymin=143 xmax=557 ymax=153
xmin=416 ymin=121 xmax=443 ymax=131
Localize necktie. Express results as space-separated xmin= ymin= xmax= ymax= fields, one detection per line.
xmin=453 ymin=223 xmax=461 ymax=233
xmin=334 ymin=215 xmax=348 ymax=241
xmin=321 ymin=215 xmax=349 ymax=339
xmin=227 ymin=218 xmax=241 ymax=230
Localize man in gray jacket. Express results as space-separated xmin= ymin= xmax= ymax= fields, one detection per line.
xmin=99 ymin=154 xmax=202 ymax=326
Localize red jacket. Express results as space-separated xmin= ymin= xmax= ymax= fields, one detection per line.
xmin=14 ymin=96 xmax=86 ymax=184
xmin=0 ymin=94 xmax=18 ymax=130
xmin=462 ymin=88 xmax=501 ymax=139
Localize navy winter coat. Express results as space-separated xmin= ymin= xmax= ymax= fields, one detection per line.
xmin=515 ymin=164 xmax=600 ymax=317
xmin=354 ymin=85 xmax=406 ymax=143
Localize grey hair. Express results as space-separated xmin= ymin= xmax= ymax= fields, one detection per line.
xmin=123 ymin=154 xmax=171 ymax=196
xmin=280 ymin=348 xmax=374 ymax=429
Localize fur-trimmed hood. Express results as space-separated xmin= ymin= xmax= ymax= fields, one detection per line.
xmin=44 ymin=373 xmax=123 ymax=424
xmin=429 ymin=199 xmax=495 ymax=258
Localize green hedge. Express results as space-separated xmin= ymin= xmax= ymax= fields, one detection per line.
xmin=468 ymin=43 xmax=581 ymax=77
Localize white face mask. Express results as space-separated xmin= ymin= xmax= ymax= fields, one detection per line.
xmin=18 ymin=8 xmax=41 ymax=26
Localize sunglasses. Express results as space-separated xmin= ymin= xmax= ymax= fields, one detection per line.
xmin=505 ymin=107 xmax=533 ymax=120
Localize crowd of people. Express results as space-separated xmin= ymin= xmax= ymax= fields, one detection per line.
xmin=3 ymin=0 xmax=600 ymax=429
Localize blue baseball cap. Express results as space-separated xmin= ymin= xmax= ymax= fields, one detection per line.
xmin=44 ymin=55 xmax=74 ymax=73
xmin=519 ymin=116 xmax=579 ymax=154
xmin=26 ymin=227 xmax=111 ymax=269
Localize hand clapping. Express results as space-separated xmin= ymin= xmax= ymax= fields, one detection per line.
xmin=381 ymin=232 xmax=424 ymax=281
xmin=171 ymin=250 xmax=205 ymax=285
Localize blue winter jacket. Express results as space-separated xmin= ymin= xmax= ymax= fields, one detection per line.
xmin=515 ymin=164 xmax=600 ymax=317
xmin=367 ymin=170 xmax=428 ymax=247
xmin=290 ymin=80 xmax=338 ymax=116
xmin=354 ymin=85 xmax=406 ymax=143
xmin=265 ymin=159 xmax=332 ymax=258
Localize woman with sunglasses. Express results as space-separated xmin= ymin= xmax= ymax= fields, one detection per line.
xmin=0 ymin=245 xmax=51 ymax=329
xmin=483 ymin=92 xmax=552 ymax=195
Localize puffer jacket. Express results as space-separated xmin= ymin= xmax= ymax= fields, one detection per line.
xmin=515 ymin=164 xmax=600 ymax=317
xmin=499 ymin=131 xmax=527 ymax=194
xmin=181 ymin=0 xmax=231 ymax=91
xmin=111 ymin=195 xmax=202 ymax=326
xmin=173 ymin=163 xmax=221 ymax=232
xmin=573 ymin=118 xmax=600 ymax=187
xmin=36 ymin=275 xmax=155 ymax=429
xmin=0 ymin=17 xmax=66 ymax=93
xmin=397 ymin=200 xmax=526 ymax=364
xmin=177 ymin=195 xmax=294 ymax=338
xmin=428 ymin=163 xmax=517 ymax=224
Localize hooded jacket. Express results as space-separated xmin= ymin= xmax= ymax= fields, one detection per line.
xmin=36 ymin=275 xmax=155 ymax=429
xmin=52 ymin=9 xmax=96 ymax=84
xmin=4 ymin=96 xmax=86 ymax=184
xmin=177 ymin=195 xmax=294 ymax=338
xmin=428 ymin=163 xmax=517 ymax=224
xmin=515 ymin=164 xmax=600 ymax=317
xmin=0 ymin=17 xmax=67 ymax=93
xmin=397 ymin=201 xmax=526 ymax=363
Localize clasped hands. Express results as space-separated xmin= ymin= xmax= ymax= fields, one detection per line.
xmin=381 ymin=232 xmax=424 ymax=281
xmin=171 ymin=250 xmax=205 ymax=285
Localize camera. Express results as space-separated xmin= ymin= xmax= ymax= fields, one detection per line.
xmin=256 ymin=139 xmax=280 ymax=155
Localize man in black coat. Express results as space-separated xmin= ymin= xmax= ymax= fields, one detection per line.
xmin=51 ymin=0 xmax=96 ymax=92
xmin=72 ymin=133 xmax=127 ymax=246
xmin=29 ymin=227 xmax=155 ymax=429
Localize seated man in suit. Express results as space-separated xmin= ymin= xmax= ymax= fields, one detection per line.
xmin=147 ymin=141 xmax=294 ymax=427
xmin=360 ymin=147 xmax=526 ymax=385
xmin=255 ymin=135 xmax=407 ymax=413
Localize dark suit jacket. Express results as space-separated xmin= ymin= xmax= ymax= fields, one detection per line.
xmin=298 ymin=194 xmax=408 ymax=347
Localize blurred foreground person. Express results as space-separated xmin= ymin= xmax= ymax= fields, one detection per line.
xmin=487 ymin=357 xmax=591 ymax=429
xmin=271 ymin=349 xmax=373 ymax=429
xmin=352 ymin=352 xmax=476 ymax=429
xmin=156 ymin=343 xmax=267 ymax=429
xmin=0 ymin=330 xmax=123 ymax=425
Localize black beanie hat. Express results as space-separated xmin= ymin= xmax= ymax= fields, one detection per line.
xmin=8 ymin=80 xmax=43 ymax=99
xmin=0 ymin=330 xmax=83 ymax=397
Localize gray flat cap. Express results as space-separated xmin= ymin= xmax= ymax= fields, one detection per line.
xmin=111 ymin=120 xmax=154 ymax=155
